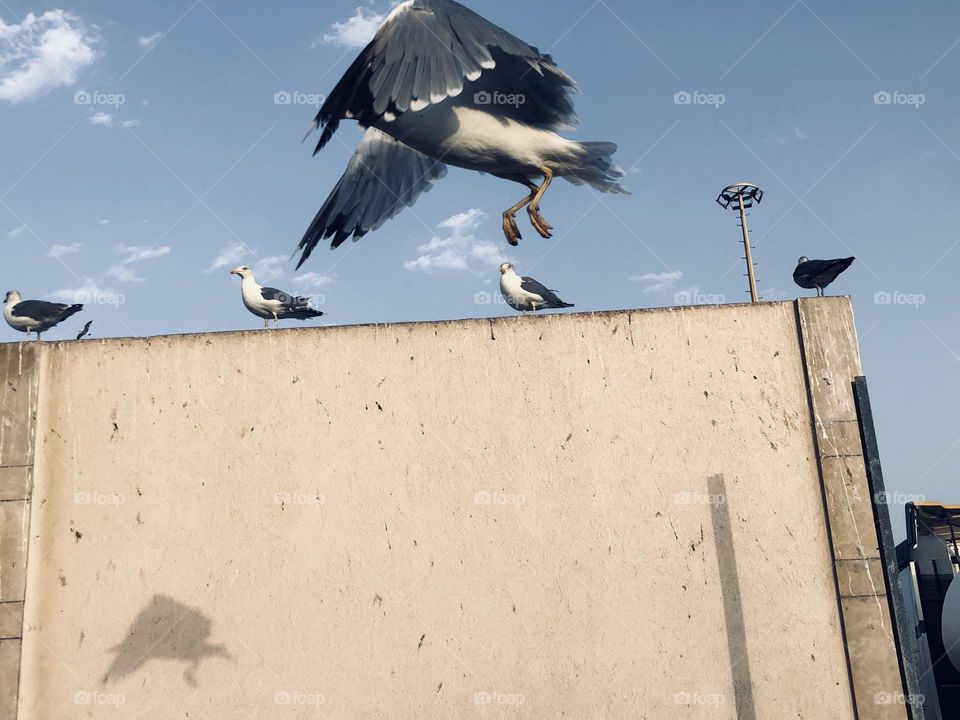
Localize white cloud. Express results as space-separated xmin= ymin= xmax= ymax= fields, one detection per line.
xmin=207 ymin=243 xmax=248 ymax=273
xmin=87 ymin=111 xmax=141 ymax=128
xmin=293 ymin=272 xmax=333 ymax=288
xmin=256 ymin=255 xmax=287 ymax=281
xmin=319 ymin=7 xmax=385 ymax=48
xmin=0 ymin=10 xmax=98 ymax=103
xmin=206 ymin=246 xmax=288 ymax=279
xmin=107 ymin=245 xmax=170 ymax=282
xmin=794 ymin=127 xmax=809 ymax=141
xmin=7 ymin=224 xmax=27 ymax=239
xmin=137 ymin=32 xmax=163 ymax=49
xmin=630 ymin=270 xmax=684 ymax=292
xmin=99 ymin=218 xmax=110 ymax=225
xmin=47 ymin=242 xmax=81 ymax=258
xmin=48 ymin=279 xmax=121 ymax=305
xmin=404 ymin=209 xmax=511 ymax=275
xmin=119 ymin=245 xmax=169 ymax=263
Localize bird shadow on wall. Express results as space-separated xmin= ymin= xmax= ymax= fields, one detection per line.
xmin=102 ymin=594 xmax=232 ymax=687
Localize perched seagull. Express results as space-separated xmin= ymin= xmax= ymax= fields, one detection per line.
xmin=3 ymin=291 xmax=83 ymax=340
xmin=499 ymin=262 xmax=574 ymax=313
xmin=75 ymin=320 xmax=93 ymax=340
xmin=296 ymin=0 xmax=627 ymax=267
xmin=793 ymin=256 xmax=855 ymax=297
xmin=228 ymin=265 xmax=324 ymax=329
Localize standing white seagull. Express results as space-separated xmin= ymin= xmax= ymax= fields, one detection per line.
xmin=229 ymin=266 xmax=324 ymax=328
xmin=499 ymin=263 xmax=574 ymax=313
xmin=3 ymin=290 xmax=83 ymax=340
xmin=296 ymin=0 xmax=627 ymax=267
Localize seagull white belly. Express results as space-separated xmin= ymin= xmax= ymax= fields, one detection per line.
xmin=3 ymin=308 xmax=37 ymax=332
xmin=240 ymin=283 xmax=277 ymax=318
xmin=500 ymin=275 xmax=542 ymax=309
xmin=383 ymin=106 xmax=577 ymax=176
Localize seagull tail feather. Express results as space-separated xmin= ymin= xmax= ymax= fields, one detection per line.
xmin=563 ymin=142 xmax=629 ymax=195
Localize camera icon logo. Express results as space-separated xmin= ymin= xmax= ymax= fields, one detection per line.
xmin=274 ymin=91 xmax=292 ymax=105
xmin=473 ymin=91 xmax=492 ymax=105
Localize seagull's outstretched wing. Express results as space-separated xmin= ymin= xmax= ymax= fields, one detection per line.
xmin=296 ymin=128 xmax=447 ymax=266
xmin=311 ymin=0 xmax=579 ymax=153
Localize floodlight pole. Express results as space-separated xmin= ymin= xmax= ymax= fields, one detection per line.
xmin=737 ymin=193 xmax=759 ymax=303
xmin=716 ymin=183 xmax=764 ymax=304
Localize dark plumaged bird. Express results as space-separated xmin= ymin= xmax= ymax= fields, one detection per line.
xmin=75 ymin=320 xmax=93 ymax=340
xmin=793 ymin=256 xmax=855 ymax=297
xmin=499 ymin=262 xmax=574 ymax=313
xmin=296 ymin=0 xmax=627 ymax=267
xmin=229 ymin=265 xmax=324 ymax=329
xmin=3 ymin=290 xmax=83 ymax=340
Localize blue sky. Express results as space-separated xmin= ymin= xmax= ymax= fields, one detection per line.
xmin=1 ymin=1 xmax=958 ymax=537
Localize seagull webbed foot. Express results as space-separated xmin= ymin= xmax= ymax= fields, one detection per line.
xmin=527 ymin=204 xmax=554 ymax=239
xmin=502 ymin=212 xmax=522 ymax=246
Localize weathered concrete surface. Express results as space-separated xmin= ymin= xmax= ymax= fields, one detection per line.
xmin=0 ymin=343 xmax=40 ymax=719
xmin=4 ymin=302 xmax=895 ymax=718
xmin=797 ymin=298 xmax=907 ymax=720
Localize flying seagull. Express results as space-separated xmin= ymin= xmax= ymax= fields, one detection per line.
xmin=296 ymin=0 xmax=627 ymax=267
xmin=3 ymin=290 xmax=83 ymax=340
xmin=793 ymin=256 xmax=855 ymax=297
xmin=229 ymin=265 xmax=324 ymax=328
xmin=499 ymin=262 xmax=574 ymax=313
xmin=75 ymin=320 xmax=93 ymax=340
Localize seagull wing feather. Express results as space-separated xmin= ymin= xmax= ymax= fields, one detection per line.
xmin=296 ymin=128 xmax=447 ymax=267
xmin=310 ymin=0 xmax=579 ymax=153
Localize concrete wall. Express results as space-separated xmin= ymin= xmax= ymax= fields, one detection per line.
xmin=0 ymin=299 xmax=908 ymax=718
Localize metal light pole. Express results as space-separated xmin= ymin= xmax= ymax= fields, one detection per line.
xmin=716 ymin=183 xmax=764 ymax=304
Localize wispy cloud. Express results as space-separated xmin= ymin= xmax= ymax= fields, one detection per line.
xmin=630 ymin=270 xmax=684 ymax=292
xmin=0 ymin=10 xmax=98 ymax=103
xmin=7 ymin=224 xmax=27 ymax=239
xmin=107 ymin=245 xmax=170 ymax=282
xmin=256 ymin=255 xmax=287 ymax=281
xmin=318 ymin=7 xmax=386 ymax=48
xmin=404 ymin=209 xmax=512 ymax=274
xmin=293 ymin=272 xmax=333 ymax=288
xmin=48 ymin=279 xmax=122 ymax=305
xmin=88 ymin=111 xmax=141 ymax=128
xmin=207 ymin=243 xmax=248 ymax=273
xmin=47 ymin=242 xmax=81 ymax=258
xmin=137 ymin=32 xmax=163 ymax=49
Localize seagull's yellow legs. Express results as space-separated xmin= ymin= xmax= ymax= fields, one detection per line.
xmin=527 ymin=166 xmax=554 ymax=239
xmin=501 ymin=167 xmax=555 ymax=246
xmin=502 ymin=190 xmax=535 ymax=246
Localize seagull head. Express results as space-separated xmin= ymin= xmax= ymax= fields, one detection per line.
xmin=229 ymin=265 xmax=253 ymax=279
xmin=4 ymin=290 xmax=20 ymax=305
xmin=797 ymin=256 xmax=809 ymax=265
xmin=499 ymin=263 xmax=515 ymax=276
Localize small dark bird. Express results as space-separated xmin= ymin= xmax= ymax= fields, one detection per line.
xmin=499 ymin=262 xmax=574 ymax=313
xmin=3 ymin=290 xmax=83 ymax=340
xmin=75 ymin=320 xmax=93 ymax=340
xmin=793 ymin=256 xmax=855 ymax=297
